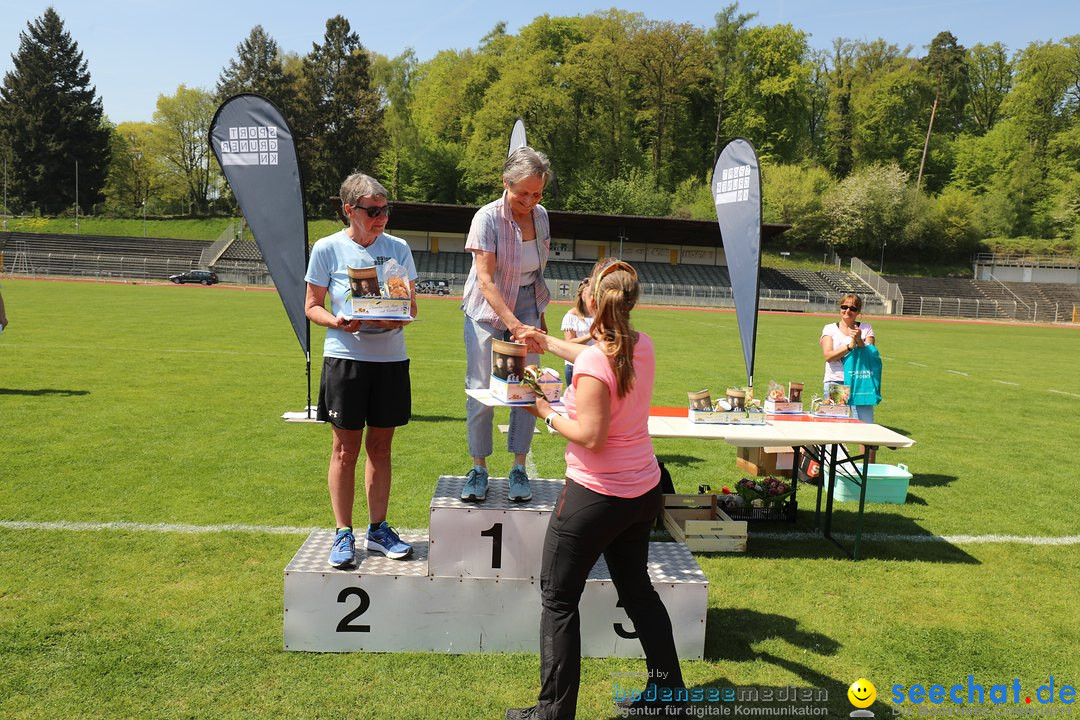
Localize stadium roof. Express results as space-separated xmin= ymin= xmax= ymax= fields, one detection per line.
xmin=339 ymin=200 xmax=790 ymax=248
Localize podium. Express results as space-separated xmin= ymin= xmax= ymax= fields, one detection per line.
xmin=284 ymin=476 xmax=708 ymax=658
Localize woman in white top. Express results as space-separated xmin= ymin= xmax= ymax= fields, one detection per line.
xmin=559 ymin=278 xmax=594 ymax=387
xmin=820 ymin=293 xmax=876 ymax=423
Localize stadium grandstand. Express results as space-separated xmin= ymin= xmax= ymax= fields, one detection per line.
xmin=3 ymin=206 xmax=1078 ymax=323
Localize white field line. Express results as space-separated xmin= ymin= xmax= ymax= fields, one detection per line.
xmin=1048 ymin=389 xmax=1080 ymax=399
xmin=750 ymin=531 xmax=1080 ymax=546
xmin=908 ymin=362 xmax=928 ymax=367
xmin=946 ymin=369 xmax=970 ymax=376
xmin=993 ymin=380 xmax=1020 ymax=386
xmin=3 ymin=520 xmax=1078 ymax=546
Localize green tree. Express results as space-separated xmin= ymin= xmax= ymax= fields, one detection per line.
xmin=851 ymin=59 xmax=934 ymax=178
xmin=630 ymin=20 xmax=708 ymax=185
xmin=0 ymin=8 xmax=110 ymax=214
xmin=562 ymin=11 xmax=644 ymax=180
xmin=706 ymin=4 xmax=757 ymax=159
xmin=294 ymin=16 xmax=384 ymax=216
xmin=824 ymin=39 xmax=858 ymax=177
xmin=720 ymin=23 xmax=813 ymax=164
xmin=102 ymin=122 xmax=167 ymax=215
xmin=372 ymin=50 xmax=420 ymax=199
xmin=153 ymin=85 xmax=218 ymax=214
xmin=966 ymin=42 xmax=1013 ymax=134
xmin=564 ymin=167 xmax=671 ymax=216
xmin=823 ymin=162 xmax=911 ymax=255
xmin=761 ymin=163 xmax=834 ymax=247
xmin=916 ymin=31 xmax=968 ymax=188
xmin=216 ymin=25 xmax=292 ymax=112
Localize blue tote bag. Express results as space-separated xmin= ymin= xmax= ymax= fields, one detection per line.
xmin=844 ymin=344 xmax=882 ymax=406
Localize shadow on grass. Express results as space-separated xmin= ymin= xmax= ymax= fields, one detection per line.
xmin=908 ymin=473 xmax=956 ymax=488
xmin=0 ymin=387 xmax=90 ymax=397
xmin=410 ymin=414 xmax=460 ymax=422
xmin=742 ymin=511 xmax=980 ymax=563
xmin=705 ymin=608 xmax=840 ymax=662
xmin=655 ymin=454 xmax=710 ymax=468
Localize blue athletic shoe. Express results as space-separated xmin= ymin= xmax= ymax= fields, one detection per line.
xmin=366 ymin=522 xmax=413 ymax=560
xmin=508 ymin=465 xmax=532 ymax=502
xmin=461 ymin=467 xmax=489 ymax=502
xmin=328 ymin=528 xmax=356 ymax=568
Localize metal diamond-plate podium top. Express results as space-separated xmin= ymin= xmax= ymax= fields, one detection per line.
xmin=285 ymin=530 xmax=430 ymax=576
xmin=432 ymin=475 xmax=565 ymax=511
xmin=589 ymin=542 xmax=708 ymax=585
xmin=285 ymin=531 xmax=706 ymax=585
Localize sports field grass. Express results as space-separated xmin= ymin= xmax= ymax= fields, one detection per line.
xmin=1 ymin=277 xmax=1078 ymax=719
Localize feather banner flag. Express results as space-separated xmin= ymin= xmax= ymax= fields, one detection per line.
xmin=210 ymin=94 xmax=309 ymax=355
xmin=712 ymin=138 xmax=763 ymax=387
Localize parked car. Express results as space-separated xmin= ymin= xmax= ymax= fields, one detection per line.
xmin=169 ymin=270 xmax=219 ymax=285
xmin=416 ymin=279 xmax=450 ymax=295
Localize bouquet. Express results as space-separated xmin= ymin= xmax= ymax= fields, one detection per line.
xmin=735 ymin=476 xmax=794 ymax=508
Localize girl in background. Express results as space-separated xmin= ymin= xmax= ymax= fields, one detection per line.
xmin=559 ymin=278 xmax=593 ymax=388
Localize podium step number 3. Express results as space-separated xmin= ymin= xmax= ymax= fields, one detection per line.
xmin=283 ymin=476 xmax=708 ymax=658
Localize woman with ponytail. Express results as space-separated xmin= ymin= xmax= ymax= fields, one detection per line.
xmin=506 ymin=259 xmax=686 ymax=720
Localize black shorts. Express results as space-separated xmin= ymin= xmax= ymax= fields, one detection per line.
xmin=317 ymin=357 xmax=411 ymax=430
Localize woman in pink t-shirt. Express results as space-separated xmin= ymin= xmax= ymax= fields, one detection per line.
xmin=505 ymin=259 xmax=685 ymax=720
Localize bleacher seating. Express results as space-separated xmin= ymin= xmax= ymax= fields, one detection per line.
xmin=218 ymin=239 xmax=263 ymax=261
xmin=2 ymin=232 xmax=211 ymax=280
xmin=5 ymin=232 xmax=209 ymax=262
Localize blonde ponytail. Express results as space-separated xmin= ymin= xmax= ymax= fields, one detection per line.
xmin=588 ymin=261 xmax=640 ymax=397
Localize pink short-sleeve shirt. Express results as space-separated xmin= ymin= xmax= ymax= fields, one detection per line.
xmin=563 ymin=332 xmax=660 ymax=498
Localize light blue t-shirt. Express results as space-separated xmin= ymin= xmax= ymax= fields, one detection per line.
xmin=305 ymin=229 xmax=417 ymax=362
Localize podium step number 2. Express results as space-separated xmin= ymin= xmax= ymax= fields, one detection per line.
xmin=283 ymin=476 xmax=708 ymax=658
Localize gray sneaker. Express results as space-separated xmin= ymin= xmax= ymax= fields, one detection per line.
xmin=508 ymin=466 xmax=532 ymax=502
xmin=461 ymin=467 xmax=489 ymax=502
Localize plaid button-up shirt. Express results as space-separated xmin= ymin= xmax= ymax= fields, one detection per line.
xmin=460 ymin=192 xmax=551 ymax=330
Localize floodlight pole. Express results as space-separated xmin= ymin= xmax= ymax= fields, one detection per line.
xmin=3 ymin=155 xmax=7 ymax=231
xmin=880 ymin=239 xmax=887 ymax=274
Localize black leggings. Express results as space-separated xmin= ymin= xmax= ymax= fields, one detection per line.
xmin=536 ymin=479 xmax=685 ymax=719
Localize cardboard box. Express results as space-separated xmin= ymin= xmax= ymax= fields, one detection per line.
xmin=350 ymin=297 xmax=412 ymax=319
xmin=538 ymin=376 xmax=562 ymax=402
xmin=827 ymin=463 xmax=911 ymax=504
xmin=490 ymin=376 xmax=535 ymax=404
xmin=736 ymin=446 xmax=794 ymax=478
xmin=809 ymin=400 xmax=853 ymax=418
xmin=689 ymin=409 xmax=767 ymax=425
xmin=662 ymin=494 xmax=747 ymax=553
xmin=764 ymin=399 xmax=803 ymax=414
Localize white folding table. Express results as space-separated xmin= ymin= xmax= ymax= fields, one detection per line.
xmin=647 ymin=414 xmax=915 ymax=560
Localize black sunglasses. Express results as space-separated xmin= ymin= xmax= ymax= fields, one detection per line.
xmin=840 ymin=304 xmax=860 ymax=312
xmin=350 ymin=203 xmax=392 ymax=218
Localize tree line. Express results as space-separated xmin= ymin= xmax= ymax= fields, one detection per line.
xmin=2 ymin=7 xmax=1078 ymax=261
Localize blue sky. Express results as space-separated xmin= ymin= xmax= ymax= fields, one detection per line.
xmin=0 ymin=0 xmax=1075 ymax=124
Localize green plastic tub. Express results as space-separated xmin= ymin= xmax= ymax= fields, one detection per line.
xmin=828 ymin=463 xmax=911 ymax=504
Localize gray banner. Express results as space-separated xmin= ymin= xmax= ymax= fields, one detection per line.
xmin=210 ymin=94 xmax=309 ymax=353
xmin=712 ymin=138 xmax=762 ymax=386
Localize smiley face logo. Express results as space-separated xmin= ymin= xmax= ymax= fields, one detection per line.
xmin=848 ymin=678 xmax=876 ymax=708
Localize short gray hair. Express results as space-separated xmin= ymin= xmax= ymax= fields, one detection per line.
xmin=340 ymin=173 xmax=388 ymax=207
xmin=503 ymin=146 xmax=553 ymax=187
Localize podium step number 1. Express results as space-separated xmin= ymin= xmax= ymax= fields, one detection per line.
xmin=284 ymin=476 xmax=708 ymax=658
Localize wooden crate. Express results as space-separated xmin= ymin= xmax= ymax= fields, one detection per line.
xmin=662 ymin=494 xmax=748 ymax=553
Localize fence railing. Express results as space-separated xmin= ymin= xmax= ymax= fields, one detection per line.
xmin=850 ymin=257 xmax=903 ymax=314
xmin=974 ymin=253 xmax=1080 ymax=269
xmin=902 ymin=295 xmax=1077 ymax=323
